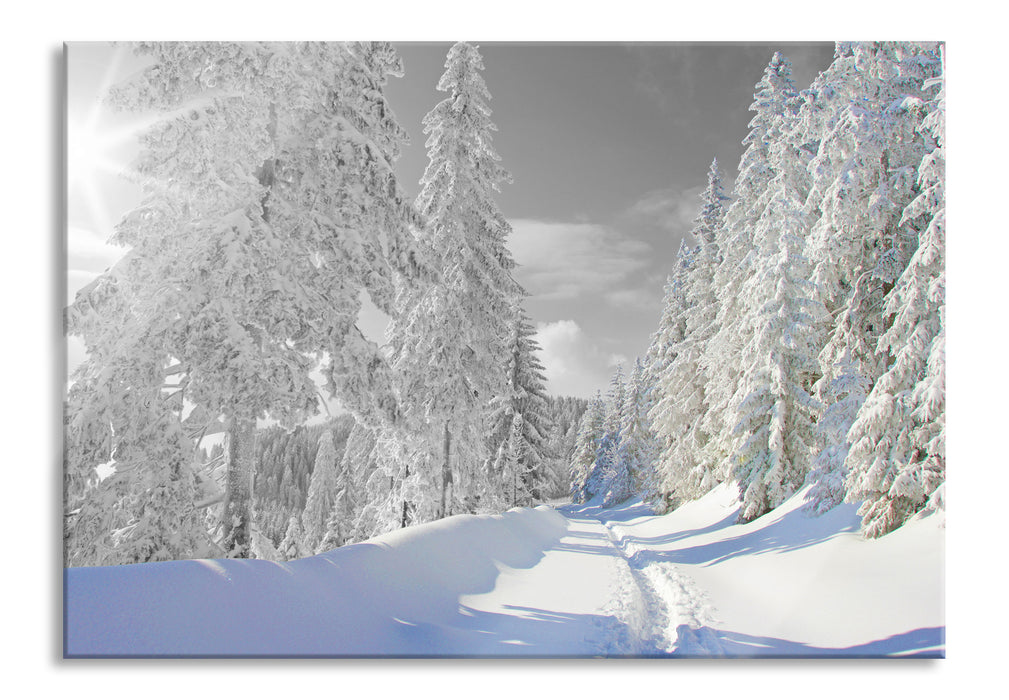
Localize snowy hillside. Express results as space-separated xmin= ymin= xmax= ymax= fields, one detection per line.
xmin=64 ymin=484 xmax=943 ymax=657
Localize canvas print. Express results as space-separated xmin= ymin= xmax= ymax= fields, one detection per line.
xmin=63 ymin=41 xmax=945 ymax=658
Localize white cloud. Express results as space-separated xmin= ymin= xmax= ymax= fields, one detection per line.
xmin=508 ymin=219 xmax=651 ymax=301
xmin=625 ymin=185 xmax=703 ymax=236
xmin=534 ymin=319 xmax=625 ymax=399
xmin=603 ymin=285 xmax=663 ymax=311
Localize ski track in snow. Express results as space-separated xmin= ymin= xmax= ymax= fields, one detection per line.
xmin=571 ymin=508 xmax=723 ymax=656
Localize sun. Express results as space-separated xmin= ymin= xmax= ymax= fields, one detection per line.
xmin=66 ymin=43 xmax=148 ymax=238
xmin=68 ymin=113 xmax=125 ymax=190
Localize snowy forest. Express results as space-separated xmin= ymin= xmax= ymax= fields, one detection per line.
xmin=64 ymin=39 xmax=944 ymax=582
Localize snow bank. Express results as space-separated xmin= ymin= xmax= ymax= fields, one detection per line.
xmin=607 ymin=483 xmax=945 ymax=657
xmin=64 ymin=505 xmax=568 ymax=657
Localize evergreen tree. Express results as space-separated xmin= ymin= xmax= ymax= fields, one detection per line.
xmin=650 ymin=159 xmax=729 ymax=505
xmin=701 ymin=52 xmax=799 ymax=483
xmin=485 ymin=306 xmax=554 ymax=506
xmin=317 ymin=501 xmax=345 ymax=553
xmin=730 ymin=118 xmax=824 ymax=521
xmin=377 ymin=41 xmax=522 ymax=525
xmin=569 ymin=392 xmax=606 ymax=503
xmin=603 ymin=365 xmax=626 ymax=439
xmin=65 ymin=42 xmax=431 ymax=561
xmin=540 ymin=396 xmax=589 ymax=499
xmin=805 ymin=45 xmax=941 ymax=495
xmin=603 ymin=359 xmax=656 ymax=507
xmin=583 ymin=367 xmax=625 ymax=503
xmin=643 ymin=239 xmax=694 ymax=507
xmin=844 ymin=47 xmax=945 ymax=537
xmin=805 ymin=350 xmax=870 ymax=514
xmin=65 ymin=367 xmax=212 ymax=565
xmin=278 ymin=515 xmax=306 ymax=561
xmin=301 ymin=430 xmax=339 ymax=553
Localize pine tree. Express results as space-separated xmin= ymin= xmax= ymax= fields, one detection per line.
xmin=317 ymin=502 xmax=345 ymax=553
xmin=805 ymin=350 xmax=871 ymax=514
xmin=65 ymin=365 xmax=212 ymax=565
xmin=650 ymin=159 xmax=729 ymax=505
xmin=801 ymin=42 xmax=942 ymax=518
xmin=613 ymin=359 xmax=661 ymax=502
xmin=485 ymin=306 xmax=553 ymax=506
xmin=702 ymin=52 xmax=799 ymax=483
xmin=377 ymin=41 xmax=522 ymax=525
xmin=844 ymin=46 xmax=945 ymax=537
xmin=569 ymin=392 xmax=606 ymax=503
xmin=642 ymin=238 xmax=695 ymax=508
xmin=301 ymin=430 xmax=339 ymax=553
xmin=278 ymin=515 xmax=306 ymax=561
xmin=582 ymin=367 xmax=625 ymax=503
xmin=65 ymin=42 xmax=431 ymax=561
xmin=730 ymin=121 xmax=824 ymax=521
xmin=603 ymin=365 xmax=626 ymax=440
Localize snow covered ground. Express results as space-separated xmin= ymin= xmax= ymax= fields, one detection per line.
xmin=64 ymin=483 xmax=943 ymax=657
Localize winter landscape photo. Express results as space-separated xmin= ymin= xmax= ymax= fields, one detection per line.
xmin=63 ymin=40 xmax=945 ymax=658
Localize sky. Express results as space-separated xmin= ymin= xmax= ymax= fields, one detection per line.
xmin=66 ymin=41 xmax=835 ymax=399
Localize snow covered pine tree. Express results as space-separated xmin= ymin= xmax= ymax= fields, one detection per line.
xmin=375 ymin=41 xmax=523 ymax=524
xmin=65 ymin=42 xmax=431 ymax=562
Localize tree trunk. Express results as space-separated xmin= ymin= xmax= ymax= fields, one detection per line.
xmin=440 ymin=419 xmax=453 ymax=519
xmin=400 ymin=464 xmax=410 ymax=529
xmin=221 ymin=416 xmax=256 ymax=558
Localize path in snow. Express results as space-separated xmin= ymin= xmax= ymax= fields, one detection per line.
xmin=460 ymin=500 xmax=718 ymax=656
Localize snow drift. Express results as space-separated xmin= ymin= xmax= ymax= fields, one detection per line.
xmin=64 ymin=505 xmax=568 ymax=656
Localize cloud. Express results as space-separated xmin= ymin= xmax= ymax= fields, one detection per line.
xmin=508 ymin=218 xmax=651 ymax=301
xmin=624 ymin=184 xmax=703 ymax=237
xmin=533 ymin=319 xmax=625 ymax=399
xmin=603 ymin=286 xmax=663 ymax=311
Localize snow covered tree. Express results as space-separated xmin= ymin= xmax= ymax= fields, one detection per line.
xmin=485 ymin=306 xmax=553 ymax=506
xmin=701 ymin=52 xmax=799 ymax=482
xmin=490 ymin=413 xmax=529 ymax=507
xmin=540 ymin=397 xmax=588 ymax=499
xmin=317 ymin=502 xmax=346 ymax=553
xmin=578 ymin=367 xmax=624 ymax=503
xmin=603 ymin=365 xmax=626 ymax=439
xmin=602 ymin=358 xmax=656 ymax=507
xmin=376 ymin=41 xmax=522 ymax=524
xmin=845 ymin=46 xmax=945 ymax=537
xmin=642 ymin=237 xmax=695 ymax=506
xmin=794 ymin=42 xmax=942 ymax=520
xmin=301 ymin=430 xmax=339 ymax=553
xmin=65 ymin=42 xmax=431 ymax=561
xmin=730 ymin=130 xmax=824 ymax=522
xmin=278 ymin=515 xmax=306 ymax=561
xmin=645 ymin=241 xmax=693 ymax=387
xmin=805 ymin=350 xmax=871 ymax=514
xmin=316 ymin=426 xmax=366 ymax=552
xmin=650 ymin=159 xmax=729 ymax=505
xmin=569 ymin=392 xmax=606 ymax=503
xmin=64 ymin=360 xmax=212 ymax=566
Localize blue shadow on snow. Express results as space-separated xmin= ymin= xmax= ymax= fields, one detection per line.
xmin=623 ymin=501 xmax=862 ymax=568
xmin=671 ymin=624 xmax=945 ymax=658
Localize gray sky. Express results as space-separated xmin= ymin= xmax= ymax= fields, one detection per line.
xmin=66 ymin=41 xmax=835 ymax=399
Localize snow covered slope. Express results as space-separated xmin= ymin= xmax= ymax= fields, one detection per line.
xmin=64 ymin=485 xmax=943 ymax=657
xmin=604 ymin=483 xmax=944 ymax=656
